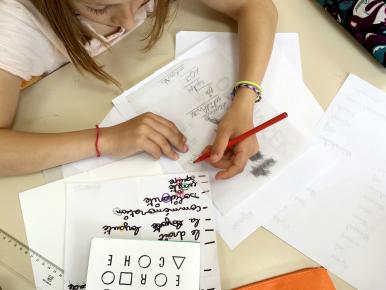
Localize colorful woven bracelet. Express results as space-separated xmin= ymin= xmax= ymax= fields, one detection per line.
xmin=235 ymin=80 xmax=263 ymax=93
xmin=232 ymin=81 xmax=263 ymax=103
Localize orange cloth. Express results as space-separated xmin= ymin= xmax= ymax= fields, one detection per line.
xmin=232 ymin=268 xmax=336 ymax=290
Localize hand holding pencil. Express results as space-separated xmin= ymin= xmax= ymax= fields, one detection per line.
xmin=194 ymin=112 xmax=288 ymax=164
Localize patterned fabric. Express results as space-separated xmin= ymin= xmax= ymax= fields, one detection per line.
xmin=318 ymin=0 xmax=386 ymax=67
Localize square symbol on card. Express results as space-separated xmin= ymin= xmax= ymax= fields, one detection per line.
xmin=119 ymin=272 xmax=133 ymax=285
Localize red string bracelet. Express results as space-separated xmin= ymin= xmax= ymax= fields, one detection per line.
xmin=95 ymin=125 xmax=101 ymax=158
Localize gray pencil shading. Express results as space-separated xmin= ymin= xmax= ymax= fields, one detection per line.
xmin=249 ymin=152 xmax=277 ymax=177
xmin=249 ymin=152 xmax=264 ymax=161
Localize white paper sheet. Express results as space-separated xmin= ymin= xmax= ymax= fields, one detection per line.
xmin=175 ymin=31 xmax=303 ymax=77
xmin=64 ymin=172 xmax=220 ymax=290
xmin=265 ymin=74 xmax=386 ymax=290
xmin=19 ymin=155 xmax=162 ymax=290
xmin=113 ymin=34 xmax=324 ymax=248
xmin=86 ymin=238 xmax=200 ymax=290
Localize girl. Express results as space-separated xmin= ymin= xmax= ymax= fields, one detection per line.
xmin=0 ymin=0 xmax=278 ymax=178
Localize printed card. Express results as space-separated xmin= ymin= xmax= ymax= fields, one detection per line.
xmin=86 ymin=238 xmax=200 ymax=290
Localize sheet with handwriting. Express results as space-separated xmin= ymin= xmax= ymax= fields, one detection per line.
xmin=113 ymin=37 xmax=312 ymax=217
xmin=265 ymin=74 xmax=386 ymax=290
xmin=19 ymin=154 xmax=162 ymax=290
xmin=175 ymin=31 xmax=303 ymax=77
xmin=64 ymin=172 xmax=220 ymax=290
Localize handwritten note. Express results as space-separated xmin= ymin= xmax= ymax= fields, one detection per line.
xmin=64 ymin=172 xmax=220 ymax=290
xmin=86 ymin=238 xmax=200 ymax=290
xmin=265 ymin=75 xmax=386 ymax=290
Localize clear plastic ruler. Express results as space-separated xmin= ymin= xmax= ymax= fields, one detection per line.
xmin=0 ymin=229 xmax=64 ymax=290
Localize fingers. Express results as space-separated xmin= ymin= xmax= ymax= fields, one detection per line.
xmin=145 ymin=126 xmax=180 ymax=160
xmin=206 ymin=149 xmax=233 ymax=169
xmin=215 ymin=149 xmax=249 ymax=180
xmin=144 ymin=113 xmax=188 ymax=153
xmin=210 ymin=128 xmax=231 ymax=163
xmin=140 ymin=137 xmax=162 ymax=160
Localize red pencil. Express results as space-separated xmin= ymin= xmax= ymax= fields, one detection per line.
xmin=193 ymin=112 xmax=288 ymax=163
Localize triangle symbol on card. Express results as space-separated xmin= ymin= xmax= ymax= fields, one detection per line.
xmin=172 ymin=256 xmax=186 ymax=270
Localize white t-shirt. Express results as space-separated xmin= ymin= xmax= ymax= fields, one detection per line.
xmin=0 ymin=0 xmax=153 ymax=81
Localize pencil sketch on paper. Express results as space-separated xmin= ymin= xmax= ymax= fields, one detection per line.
xmin=249 ymin=152 xmax=277 ymax=178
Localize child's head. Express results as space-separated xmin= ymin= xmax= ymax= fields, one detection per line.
xmin=70 ymin=0 xmax=149 ymax=31
xmin=30 ymin=0 xmax=176 ymax=86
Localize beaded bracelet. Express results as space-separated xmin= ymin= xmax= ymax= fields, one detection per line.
xmin=231 ymin=81 xmax=263 ymax=103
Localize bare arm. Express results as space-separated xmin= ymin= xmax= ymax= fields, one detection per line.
xmin=0 ymin=69 xmax=187 ymax=176
xmin=200 ymin=0 xmax=277 ymax=91
xmin=199 ymin=0 xmax=278 ymax=179
xmin=0 ymin=69 xmax=99 ymax=176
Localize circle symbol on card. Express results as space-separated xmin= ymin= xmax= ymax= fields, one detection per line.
xmin=154 ymin=273 xmax=167 ymax=287
xmin=101 ymin=271 xmax=115 ymax=285
xmin=138 ymin=255 xmax=152 ymax=268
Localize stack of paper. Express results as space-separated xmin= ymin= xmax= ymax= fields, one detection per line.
xmin=20 ymin=31 xmax=328 ymax=290
xmin=111 ymin=32 xmax=325 ymax=249
xmin=57 ymin=31 xmax=331 ymax=252
xmin=60 ymin=32 xmax=325 ymax=250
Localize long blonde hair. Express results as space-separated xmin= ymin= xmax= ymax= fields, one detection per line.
xmin=30 ymin=0 xmax=176 ymax=87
